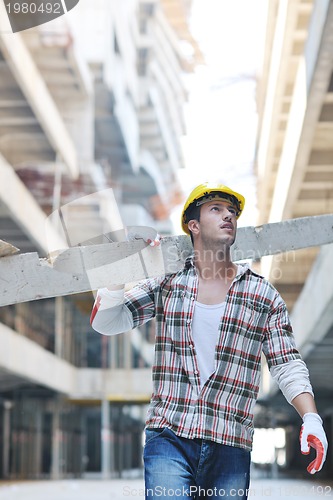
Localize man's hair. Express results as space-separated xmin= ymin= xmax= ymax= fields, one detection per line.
xmin=184 ymin=203 xmax=201 ymax=244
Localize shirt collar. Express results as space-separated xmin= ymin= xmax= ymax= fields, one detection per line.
xmin=184 ymin=255 xmax=255 ymax=279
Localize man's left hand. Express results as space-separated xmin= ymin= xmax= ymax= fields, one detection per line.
xmin=300 ymin=413 xmax=328 ymax=474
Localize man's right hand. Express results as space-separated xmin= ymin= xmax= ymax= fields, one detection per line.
xmin=126 ymin=226 xmax=161 ymax=247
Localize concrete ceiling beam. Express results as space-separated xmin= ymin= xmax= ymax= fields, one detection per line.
xmin=0 ymin=153 xmax=66 ymax=254
xmin=0 ymin=11 xmax=78 ymax=177
xmin=269 ymin=0 xmax=333 ymax=222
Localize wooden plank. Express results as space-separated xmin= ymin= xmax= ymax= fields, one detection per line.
xmin=0 ymin=214 xmax=333 ymax=307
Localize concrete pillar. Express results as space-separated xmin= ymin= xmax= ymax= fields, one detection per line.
xmin=52 ymin=158 xmax=63 ymax=214
xmin=55 ymin=297 xmax=64 ymax=359
xmin=118 ymin=405 xmax=124 ymax=478
xmin=34 ymin=403 xmax=43 ymax=478
xmin=14 ymin=303 xmax=24 ymax=334
xmin=270 ymin=411 xmax=278 ymax=479
xmin=80 ymin=412 xmax=88 ymax=476
xmin=328 ymin=414 xmax=333 ymax=476
xmin=124 ymin=334 xmax=132 ymax=369
xmin=2 ymin=401 xmax=12 ymax=478
xmin=101 ymin=336 xmax=109 ymax=369
xmin=51 ymin=399 xmax=62 ymax=479
xmin=101 ymin=397 xmax=111 ymax=479
xmin=110 ymin=336 xmax=117 ymax=368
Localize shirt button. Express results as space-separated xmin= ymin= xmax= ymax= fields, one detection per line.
xmin=194 ymin=370 xmax=199 ymax=375
xmin=189 ymin=343 xmax=194 ymax=349
xmin=191 ymin=296 xmax=195 ymax=301
xmin=187 ymin=319 xmax=191 ymax=324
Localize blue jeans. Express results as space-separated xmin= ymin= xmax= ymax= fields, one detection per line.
xmin=143 ymin=427 xmax=251 ymax=499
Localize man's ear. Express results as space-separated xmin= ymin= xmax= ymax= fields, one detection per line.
xmin=187 ymin=219 xmax=200 ymax=235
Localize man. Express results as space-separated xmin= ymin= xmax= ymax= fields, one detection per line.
xmin=91 ymin=183 xmax=328 ymax=499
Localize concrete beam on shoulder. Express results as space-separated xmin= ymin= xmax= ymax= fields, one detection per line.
xmin=1 ymin=215 xmax=333 ymax=307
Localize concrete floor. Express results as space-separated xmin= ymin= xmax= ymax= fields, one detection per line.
xmin=0 ymin=478 xmax=332 ymax=499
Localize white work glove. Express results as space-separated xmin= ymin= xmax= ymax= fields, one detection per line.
xmin=300 ymin=413 xmax=328 ymax=474
xmin=126 ymin=226 xmax=161 ymax=247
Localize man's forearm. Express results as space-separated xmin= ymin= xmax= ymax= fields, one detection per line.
xmin=291 ymin=392 xmax=318 ymax=418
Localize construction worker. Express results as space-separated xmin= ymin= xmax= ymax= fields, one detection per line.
xmin=91 ymin=183 xmax=328 ymax=499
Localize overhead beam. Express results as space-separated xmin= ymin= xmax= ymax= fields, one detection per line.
xmin=261 ymin=0 xmax=333 ymax=281
xmin=73 ymin=368 xmax=152 ymax=401
xmin=0 ymin=322 xmax=77 ymax=395
xmin=0 ymin=322 xmax=153 ymax=399
xmin=290 ymin=243 xmax=333 ymax=363
xmin=0 ymin=5 xmax=78 ymax=177
xmin=293 ymin=199 xmax=333 ymax=216
xmin=269 ymin=0 xmax=333 ymax=222
xmin=257 ymin=0 xmax=301 ymax=197
xmin=0 ymin=153 xmax=66 ymax=254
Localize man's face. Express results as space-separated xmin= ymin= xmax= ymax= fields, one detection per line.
xmin=194 ymin=200 xmax=238 ymax=248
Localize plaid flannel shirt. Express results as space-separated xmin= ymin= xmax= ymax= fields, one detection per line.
xmin=124 ymin=257 xmax=301 ymax=451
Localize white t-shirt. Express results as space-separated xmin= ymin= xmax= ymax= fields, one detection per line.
xmin=192 ymin=301 xmax=226 ymax=387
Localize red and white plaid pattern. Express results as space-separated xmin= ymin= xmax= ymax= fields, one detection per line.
xmin=124 ymin=258 xmax=301 ymax=451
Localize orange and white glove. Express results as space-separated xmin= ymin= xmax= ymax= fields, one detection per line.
xmin=147 ymin=235 xmax=161 ymax=247
xmin=300 ymin=413 xmax=328 ymax=474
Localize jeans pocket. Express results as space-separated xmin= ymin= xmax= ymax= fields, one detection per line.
xmin=144 ymin=427 xmax=166 ymax=446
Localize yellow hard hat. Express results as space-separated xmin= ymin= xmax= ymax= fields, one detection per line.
xmin=181 ymin=183 xmax=245 ymax=235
